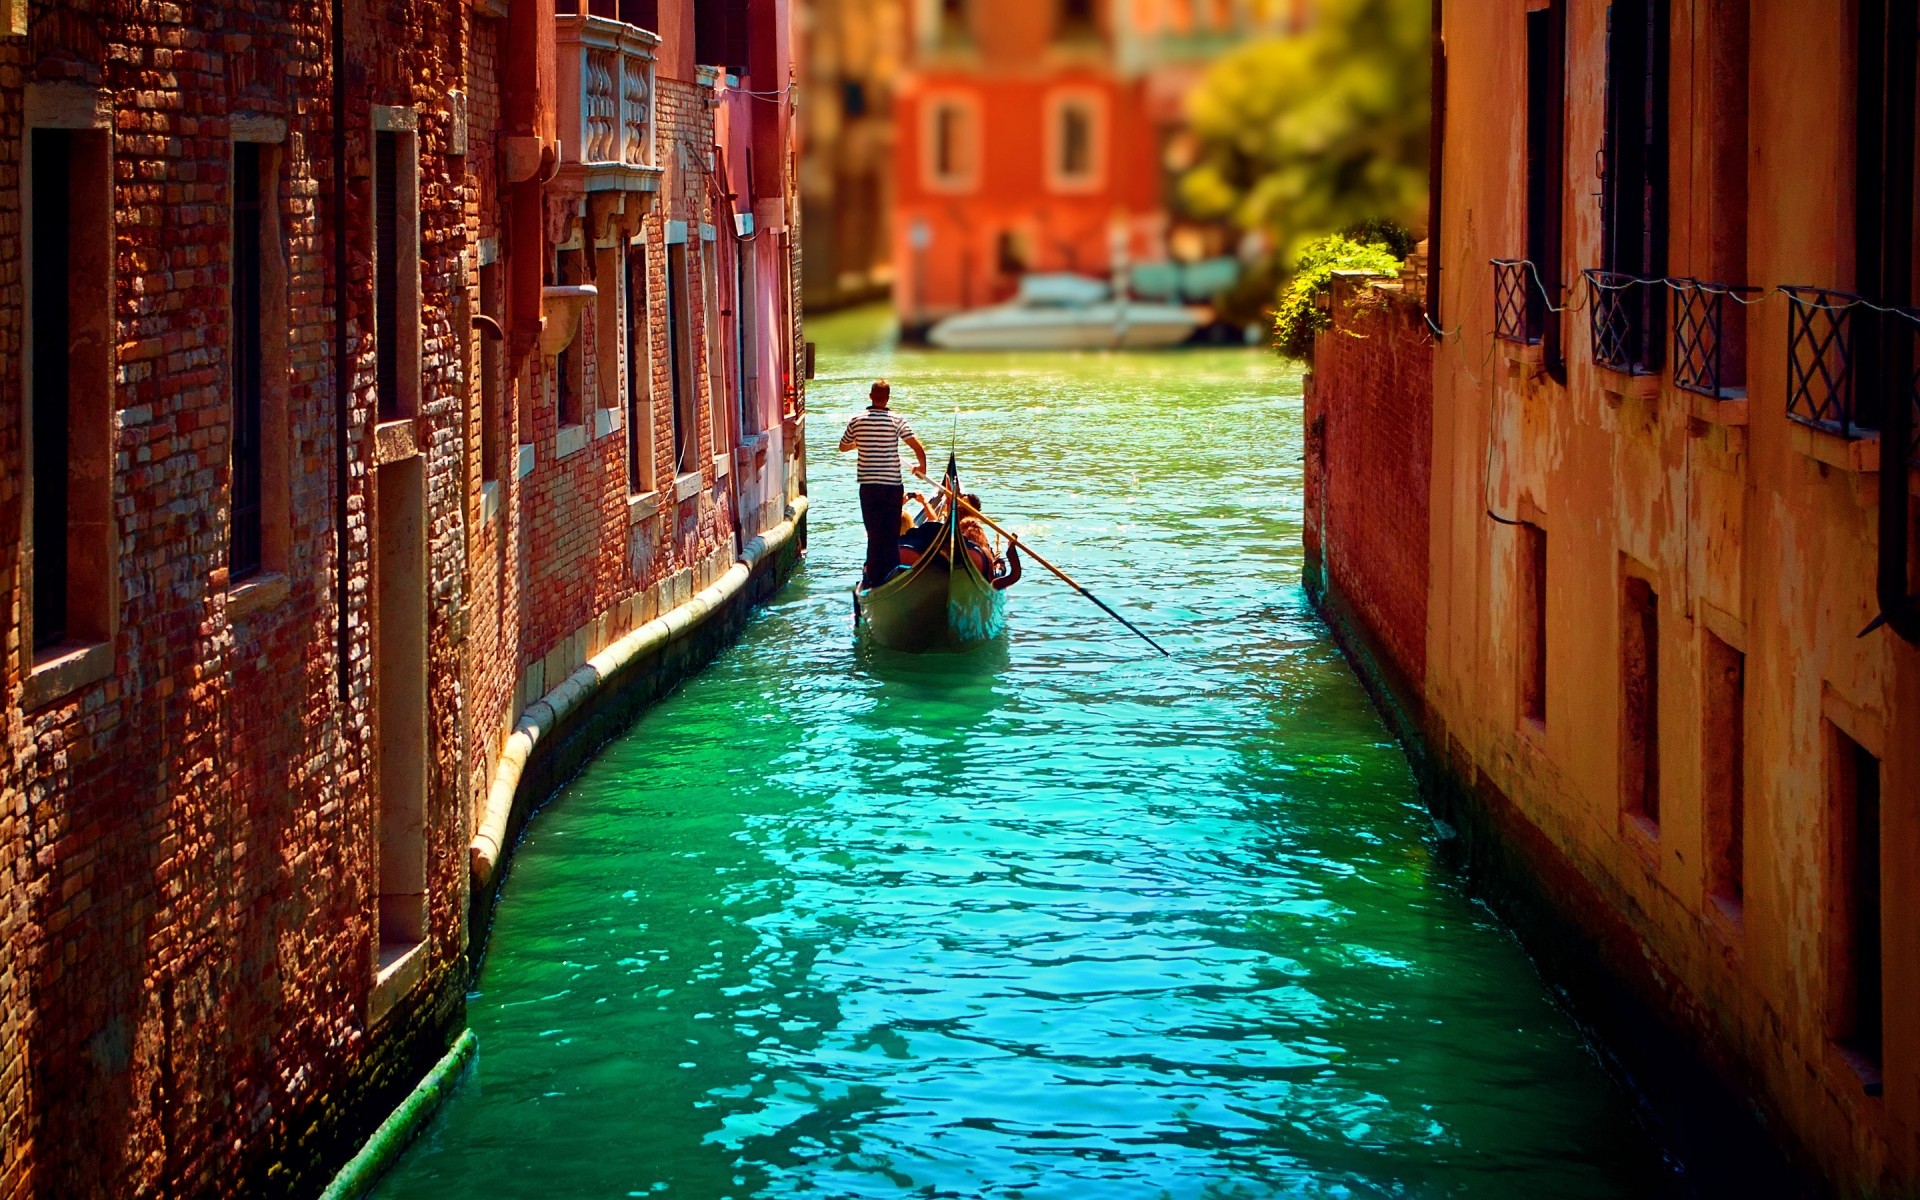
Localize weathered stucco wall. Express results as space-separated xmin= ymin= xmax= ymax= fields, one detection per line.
xmin=1392 ymin=2 xmax=1920 ymax=1193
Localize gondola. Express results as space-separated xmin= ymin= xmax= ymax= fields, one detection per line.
xmin=853 ymin=459 xmax=1009 ymax=652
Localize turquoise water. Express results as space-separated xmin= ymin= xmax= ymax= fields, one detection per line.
xmin=374 ymin=310 xmax=1667 ymax=1199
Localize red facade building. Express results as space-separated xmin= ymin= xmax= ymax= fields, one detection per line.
xmin=0 ymin=1 xmax=806 ymax=1196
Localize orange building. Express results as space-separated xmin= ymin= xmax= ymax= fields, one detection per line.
xmin=1309 ymin=1 xmax=1919 ymax=1192
xmin=894 ymin=0 xmax=1154 ymax=331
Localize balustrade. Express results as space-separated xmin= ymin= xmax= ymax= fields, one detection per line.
xmin=556 ymin=13 xmax=660 ymax=191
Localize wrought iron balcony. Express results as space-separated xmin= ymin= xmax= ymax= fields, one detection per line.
xmin=1670 ymin=278 xmax=1758 ymax=398
xmin=555 ymin=13 xmax=661 ymax=193
xmin=1584 ymin=269 xmax=1663 ymax=376
xmin=1491 ymin=259 xmax=1540 ymax=344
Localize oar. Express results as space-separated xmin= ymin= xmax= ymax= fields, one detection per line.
xmin=929 ymin=480 xmax=1171 ymax=657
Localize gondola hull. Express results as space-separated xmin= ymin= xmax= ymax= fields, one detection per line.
xmin=855 ymin=514 xmax=1007 ymax=652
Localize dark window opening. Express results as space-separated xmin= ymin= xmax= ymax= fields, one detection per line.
xmin=695 ymin=0 xmax=750 ymax=71
xmin=1703 ymin=633 xmax=1745 ymax=915
xmin=1525 ymin=1 xmax=1567 ymax=377
xmin=374 ymin=130 xmax=401 ymax=421
xmin=231 ymin=143 xmax=265 ymax=580
xmin=1830 ymin=729 xmax=1883 ymax=1076
xmin=626 ymin=242 xmax=651 ymax=494
xmin=1060 ymin=104 xmax=1093 ymax=178
xmin=666 ymin=242 xmax=694 ymax=475
xmin=1620 ymin=572 xmax=1660 ymax=829
xmin=480 ymin=262 xmax=503 ymax=485
xmin=1600 ymin=0 xmax=1669 ymax=372
xmin=934 ymin=106 xmax=964 ymax=180
xmin=556 ymin=249 xmax=584 ymax=429
xmin=1057 ymin=0 xmax=1097 ymax=39
xmin=735 ymin=248 xmax=756 ymax=438
xmin=1518 ymin=523 xmax=1548 ymax=727
xmin=1853 ymin=0 xmax=1918 ymax=433
xmin=939 ymin=0 xmax=969 ymax=42
xmin=30 ymin=129 xmax=73 ymax=650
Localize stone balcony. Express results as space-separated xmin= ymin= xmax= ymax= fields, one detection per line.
xmin=555 ymin=13 xmax=663 ymax=196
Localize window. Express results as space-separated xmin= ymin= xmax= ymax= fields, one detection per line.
xmin=479 ymin=261 xmax=504 ymax=487
xmin=735 ymin=246 xmax=758 ymax=439
xmin=1524 ymin=1 xmax=1567 ymax=377
xmin=1852 ymin=0 xmax=1917 ymax=432
xmin=1599 ymin=0 xmax=1670 ymax=372
xmin=1704 ymin=1 xmax=1750 ymax=388
xmin=1619 ymin=571 xmax=1660 ymax=831
xmin=1827 ymin=726 xmax=1883 ymax=1081
xmin=626 ymin=240 xmax=654 ymax=495
xmin=26 ymin=125 xmax=114 ymax=658
xmin=1517 ymin=523 xmax=1548 ymax=728
xmin=703 ymin=235 xmax=730 ymax=454
xmin=372 ymin=121 xmax=420 ymax=421
xmin=694 ymin=0 xmax=749 ymax=70
xmin=925 ymin=99 xmax=978 ymax=192
xmin=666 ymin=236 xmax=696 ymax=477
xmin=231 ymin=143 xmax=265 ymax=580
xmin=1056 ymin=0 xmax=1097 ymax=40
xmin=938 ymin=0 xmax=969 ymax=43
xmin=1702 ymin=632 xmax=1745 ymax=918
xmin=554 ymin=249 xmax=586 ymax=430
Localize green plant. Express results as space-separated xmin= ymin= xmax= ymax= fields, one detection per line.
xmin=1271 ymin=234 xmax=1402 ymax=360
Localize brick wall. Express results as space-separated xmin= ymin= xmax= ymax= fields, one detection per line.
xmin=0 ymin=1 xmax=808 ymax=1196
xmin=1304 ymin=272 xmax=1433 ymax=702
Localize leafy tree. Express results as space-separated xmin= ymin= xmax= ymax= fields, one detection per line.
xmin=1180 ymin=0 xmax=1430 ymax=320
xmin=1271 ymin=233 xmax=1403 ymax=360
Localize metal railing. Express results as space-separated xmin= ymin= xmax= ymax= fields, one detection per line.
xmin=1783 ymin=287 xmax=1868 ymax=437
xmin=1670 ymin=278 xmax=1758 ymax=398
xmin=1584 ymin=269 xmax=1663 ymax=376
xmin=556 ymin=13 xmax=660 ymax=188
xmin=1491 ymin=259 xmax=1539 ymax=345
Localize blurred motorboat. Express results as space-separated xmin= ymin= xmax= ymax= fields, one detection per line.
xmin=927 ymin=273 xmax=1202 ymax=350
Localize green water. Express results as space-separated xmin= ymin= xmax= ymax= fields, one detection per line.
xmin=374 ymin=310 xmax=1667 ymax=1199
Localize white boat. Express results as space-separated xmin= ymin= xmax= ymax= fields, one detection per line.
xmin=927 ymin=274 xmax=1203 ymax=351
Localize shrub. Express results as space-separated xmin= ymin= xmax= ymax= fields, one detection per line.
xmin=1271 ymin=233 xmax=1402 ymax=360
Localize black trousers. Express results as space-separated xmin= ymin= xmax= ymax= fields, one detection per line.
xmin=858 ymin=483 xmax=904 ymax=588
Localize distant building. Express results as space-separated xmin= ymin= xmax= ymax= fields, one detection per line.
xmin=1306 ymin=2 xmax=1918 ymax=1193
xmin=0 ymin=0 xmax=805 ymax=1194
xmin=798 ymin=0 xmax=903 ymax=310
xmin=892 ymin=0 xmax=1306 ymax=334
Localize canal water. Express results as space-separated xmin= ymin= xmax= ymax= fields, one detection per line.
xmin=374 ymin=310 xmax=1668 ymax=1199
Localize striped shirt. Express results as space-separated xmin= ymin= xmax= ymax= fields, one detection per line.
xmin=841 ymin=407 xmax=917 ymax=486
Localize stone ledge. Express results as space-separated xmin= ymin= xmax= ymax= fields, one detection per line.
xmin=227 ymin=572 xmax=291 ymax=621
xmin=23 ymin=640 xmax=114 ymax=711
xmin=1788 ymin=421 xmax=1878 ymax=474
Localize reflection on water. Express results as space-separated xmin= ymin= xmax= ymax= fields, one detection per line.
xmin=374 ymin=309 xmax=1668 ymax=1199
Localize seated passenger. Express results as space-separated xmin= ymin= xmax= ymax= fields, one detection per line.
xmin=991 ymin=542 xmax=1023 ymax=590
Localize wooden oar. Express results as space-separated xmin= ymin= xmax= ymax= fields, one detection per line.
xmin=929 ymin=479 xmax=1172 ymax=657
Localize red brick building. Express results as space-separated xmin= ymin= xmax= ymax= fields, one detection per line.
xmin=0 ymin=0 xmax=806 ymax=1195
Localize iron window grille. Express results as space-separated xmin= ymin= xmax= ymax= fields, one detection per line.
xmin=1783 ymin=286 xmax=1869 ymax=437
xmin=1492 ymin=259 xmax=1541 ymax=344
xmin=1585 ymin=269 xmax=1663 ymax=376
xmin=1670 ymin=278 xmax=1758 ymax=398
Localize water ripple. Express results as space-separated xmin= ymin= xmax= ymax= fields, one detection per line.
xmin=375 ymin=311 xmax=1666 ymax=1200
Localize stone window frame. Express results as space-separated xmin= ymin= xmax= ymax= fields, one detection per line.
xmin=552 ymin=238 xmax=590 ymax=460
xmin=227 ymin=117 xmax=296 ymax=622
xmin=1043 ymin=87 xmax=1106 ymax=195
xmin=921 ymin=92 xmax=981 ymax=194
xmin=371 ymin=106 xmax=423 ymax=429
xmin=590 ymin=230 xmax=628 ymax=449
xmin=625 ymin=228 xmax=661 ymax=516
xmin=18 ymin=83 xmax=118 ymax=711
xmin=476 ymin=239 xmax=506 ymax=526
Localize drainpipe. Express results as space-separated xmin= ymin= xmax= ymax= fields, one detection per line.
xmin=332 ymin=0 xmax=351 ymax=702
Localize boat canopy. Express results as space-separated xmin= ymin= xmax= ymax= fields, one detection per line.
xmin=1015 ymin=273 xmax=1111 ymax=307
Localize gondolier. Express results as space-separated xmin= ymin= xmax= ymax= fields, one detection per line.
xmin=840 ymin=380 xmax=929 ymax=588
